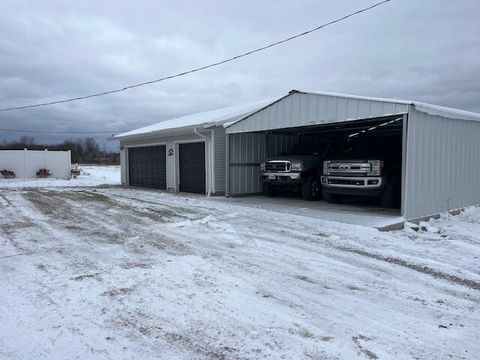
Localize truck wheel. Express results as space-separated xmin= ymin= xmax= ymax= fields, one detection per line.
xmin=322 ymin=189 xmax=344 ymax=204
xmin=302 ymin=175 xmax=321 ymax=201
xmin=263 ymin=183 xmax=278 ymax=197
xmin=380 ymin=177 xmax=400 ymax=208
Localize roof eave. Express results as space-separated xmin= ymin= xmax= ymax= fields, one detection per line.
xmin=113 ymin=122 xmax=215 ymax=141
xmin=412 ymin=102 xmax=480 ymax=121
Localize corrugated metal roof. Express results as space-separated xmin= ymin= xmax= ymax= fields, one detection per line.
xmin=113 ymin=97 xmax=279 ymax=140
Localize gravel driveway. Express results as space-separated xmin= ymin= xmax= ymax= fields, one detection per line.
xmin=0 ymin=187 xmax=479 ymax=359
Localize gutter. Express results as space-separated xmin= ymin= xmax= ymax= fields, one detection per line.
xmin=113 ymin=122 xmax=217 ymax=141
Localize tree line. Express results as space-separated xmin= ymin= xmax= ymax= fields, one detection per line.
xmin=0 ymin=136 xmax=120 ymax=164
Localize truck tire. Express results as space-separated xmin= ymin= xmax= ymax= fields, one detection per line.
xmin=263 ymin=183 xmax=278 ymax=197
xmin=302 ymin=175 xmax=321 ymax=201
xmin=380 ymin=177 xmax=400 ymax=208
xmin=322 ymin=189 xmax=344 ymax=204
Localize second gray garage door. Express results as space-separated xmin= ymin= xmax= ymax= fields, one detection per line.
xmin=179 ymin=142 xmax=206 ymax=194
xmin=128 ymin=145 xmax=166 ymax=189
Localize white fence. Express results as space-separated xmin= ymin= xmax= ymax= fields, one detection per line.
xmin=0 ymin=149 xmax=71 ymax=179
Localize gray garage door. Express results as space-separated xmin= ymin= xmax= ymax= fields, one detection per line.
xmin=128 ymin=146 xmax=166 ymax=189
xmin=179 ymin=142 xmax=206 ymax=194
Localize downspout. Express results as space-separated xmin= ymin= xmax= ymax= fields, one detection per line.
xmin=225 ymin=133 xmax=230 ymax=197
xmin=193 ymin=127 xmax=212 ymax=196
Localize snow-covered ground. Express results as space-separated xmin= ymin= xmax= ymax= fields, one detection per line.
xmin=0 ymin=185 xmax=479 ymax=359
xmin=0 ymin=165 xmax=120 ymax=188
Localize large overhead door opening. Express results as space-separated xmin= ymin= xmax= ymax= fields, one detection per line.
xmin=128 ymin=145 xmax=166 ymax=189
xmin=228 ymin=114 xmax=405 ymax=212
xmin=179 ymin=142 xmax=206 ymax=194
xmin=304 ymin=116 xmax=404 ymax=209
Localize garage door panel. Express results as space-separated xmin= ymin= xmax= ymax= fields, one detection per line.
xmin=179 ymin=142 xmax=205 ymax=194
xmin=128 ymin=146 xmax=166 ymax=189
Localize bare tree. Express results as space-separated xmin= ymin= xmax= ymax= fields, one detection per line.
xmin=19 ymin=136 xmax=35 ymax=147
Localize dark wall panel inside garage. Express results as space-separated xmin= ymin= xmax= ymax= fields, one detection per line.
xmin=128 ymin=145 xmax=166 ymax=189
xmin=179 ymin=142 xmax=206 ymax=194
xmin=228 ymin=133 xmax=296 ymax=196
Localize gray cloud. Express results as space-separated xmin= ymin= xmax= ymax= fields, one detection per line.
xmin=0 ymin=0 xmax=479 ymax=149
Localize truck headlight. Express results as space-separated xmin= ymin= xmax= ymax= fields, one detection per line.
xmin=323 ymin=161 xmax=329 ymax=175
xmin=260 ymin=162 xmax=266 ymax=171
xmin=369 ymin=160 xmax=381 ymax=176
xmin=290 ymin=161 xmax=303 ymax=171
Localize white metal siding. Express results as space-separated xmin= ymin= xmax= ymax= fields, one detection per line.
xmin=214 ymin=126 xmax=226 ymax=194
xmin=226 ymin=92 xmax=410 ymax=134
xmin=166 ymin=141 xmax=175 ymax=191
xmin=404 ymin=108 xmax=480 ymax=219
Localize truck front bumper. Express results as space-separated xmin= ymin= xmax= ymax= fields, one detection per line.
xmin=261 ymin=172 xmax=302 ymax=184
xmin=321 ymin=176 xmax=382 ymax=188
xmin=321 ymin=176 xmax=383 ymax=196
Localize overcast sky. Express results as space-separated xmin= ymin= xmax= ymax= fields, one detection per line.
xmin=0 ymin=0 xmax=479 ymax=149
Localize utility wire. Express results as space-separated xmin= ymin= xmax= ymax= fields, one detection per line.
xmin=0 ymin=128 xmax=125 ymax=134
xmin=0 ymin=0 xmax=391 ymax=113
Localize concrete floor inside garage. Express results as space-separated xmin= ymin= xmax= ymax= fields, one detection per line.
xmin=136 ymin=186 xmax=404 ymax=229
xmin=223 ymin=195 xmax=404 ymax=229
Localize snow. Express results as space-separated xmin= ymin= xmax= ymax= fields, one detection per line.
xmin=0 ymin=186 xmax=479 ymax=359
xmin=0 ymin=165 xmax=121 ymax=189
xmin=113 ymin=98 xmax=278 ymax=139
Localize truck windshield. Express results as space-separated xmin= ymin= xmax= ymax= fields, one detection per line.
xmin=342 ymin=136 xmax=401 ymax=157
xmin=289 ymin=141 xmax=330 ymax=155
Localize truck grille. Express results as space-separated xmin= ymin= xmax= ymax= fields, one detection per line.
xmin=265 ymin=161 xmax=291 ymax=172
xmin=325 ymin=161 xmax=372 ymax=176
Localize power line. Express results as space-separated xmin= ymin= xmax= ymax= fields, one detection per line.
xmin=0 ymin=128 xmax=125 ymax=134
xmin=0 ymin=0 xmax=391 ymax=113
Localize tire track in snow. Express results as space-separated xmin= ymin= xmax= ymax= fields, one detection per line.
xmin=75 ymin=188 xmax=480 ymax=292
xmin=335 ymin=245 xmax=480 ymax=291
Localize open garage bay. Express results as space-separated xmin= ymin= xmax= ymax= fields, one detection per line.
xmin=228 ymin=114 xmax=405 ymax=216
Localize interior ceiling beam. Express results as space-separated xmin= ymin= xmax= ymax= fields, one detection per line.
xmin=269 ymin=125 xmax=403 ymax=136
xmin=301 ymin=124 xmax=403 ymax=134
xmin=257 ymin=115 xmax=405 ymax=136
